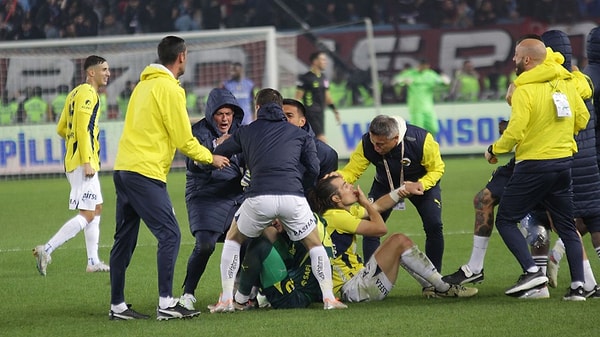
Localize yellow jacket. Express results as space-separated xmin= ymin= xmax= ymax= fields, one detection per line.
xmin=114 ymin=64 xmax=213 ymax=182
xmin=492 ymin=48 xmax=589 ymax=160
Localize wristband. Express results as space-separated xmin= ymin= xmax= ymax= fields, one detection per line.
xmin=388 ymin=184 xmax=406 ymax=203
xmin=487 ymin=145 xmax=494 ymax=156
xmin=329 ymin=104 xmax=337 ymax=111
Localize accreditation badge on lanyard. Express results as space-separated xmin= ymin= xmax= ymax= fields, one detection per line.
xmin=384 ymin=142 xmax=406 ymax=211
xmin=550 ymin=81 xmax=572 ymax=118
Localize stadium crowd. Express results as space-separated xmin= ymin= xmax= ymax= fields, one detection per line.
xmin=2 ymin=0 xmax=600 ymax=41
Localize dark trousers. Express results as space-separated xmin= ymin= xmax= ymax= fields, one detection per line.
xmin=182 ymin=230 xmax=222 ymax=295
xmin=496 ymin=167 xmax=584 ymax=283
xmin=110 ymin=171 xmax=181 ymax=305
xmin=365 ymin=183 xmax=444 ymax=272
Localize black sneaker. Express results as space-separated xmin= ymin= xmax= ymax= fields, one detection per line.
xmin=109 ymin=305 xmax=150 ymax=320
xmin=157 ymin=302 xmax=201 ymax=320
xmin=585 ymin=285 xmax=600 ymax=299
xmin=505 ymin=269 xmax=548 ymax=295
xmin=442 ymin=265 xmax=484 ymax=285
xmin=563 ymin=286 xmax=586 ymax=301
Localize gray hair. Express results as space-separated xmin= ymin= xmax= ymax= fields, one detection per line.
xmin=369 ymin=115 xmax=400 ymax=139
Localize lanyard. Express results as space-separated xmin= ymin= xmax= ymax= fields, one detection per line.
xmin=383 ymin=141 xmax=404 ymax=191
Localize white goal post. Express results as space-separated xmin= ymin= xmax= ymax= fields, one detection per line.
xmin=0 ymin=21 xmax=378 ymax=177
xmin=0 ymin=27 xmax=281 ymax=117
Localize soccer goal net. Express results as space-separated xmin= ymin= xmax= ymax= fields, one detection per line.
xmin=0 ymin=27 xmax=289 ymax=178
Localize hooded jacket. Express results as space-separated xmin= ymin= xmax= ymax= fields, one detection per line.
xmin=184 ymin=88 xmax=245 ymax=233
xmin=185 ymin=88 xmax=245 ymax=199
xmin=492 ymin=47 xmax=589 ymax=164
xmin=542 ymin=30 xmax=600 ymax=218
xmin=114 ymin=64 xmax=213 ymax=182
xmin=214 ymin=102 xmax=319 ymax=198
xmin=585 ymin=26 xmax=600 ymax=163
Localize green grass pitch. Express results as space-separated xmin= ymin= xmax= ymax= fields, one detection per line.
xmin=1 ymin=155 xmax=598 ymax=337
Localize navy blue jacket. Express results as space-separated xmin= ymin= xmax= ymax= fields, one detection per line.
xmin=214 ymin=102 xmax=319 ymax=198
xmin=544 ymin=29 xmax=600 ymax=217
xmin=302 ymin=121 xmax=339 ymax=192
xmin=185 ymin=88 xmax=245 ymax=233
xmin=578 ymin=27 xmax=600 ymax=218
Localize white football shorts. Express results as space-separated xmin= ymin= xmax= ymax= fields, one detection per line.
xmin=235 ymin=195 xmax=316 ymax=241
xmin=66 ymin=166 xmax=103 ymax=211
xmin=340 ymin=255 xmax=393 ymax=302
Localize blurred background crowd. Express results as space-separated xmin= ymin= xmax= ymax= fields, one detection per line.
xmin=2 ymin=0 xmax=600 ymax=125
xmin=2 ymin=0 xmax=600 ymax=40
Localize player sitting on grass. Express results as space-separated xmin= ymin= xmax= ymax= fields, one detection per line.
xmin=308 ymin=175 xmax=479 ymax=301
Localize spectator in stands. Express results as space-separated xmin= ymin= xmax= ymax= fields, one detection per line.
xmin=8 ymin=18 xmax=45 ymax=40
xmin=99 ymin=12 xmax=126 ymax=36
xmin=174 ymin=0 xmax=199 ymax=31
xmin=474 ymin=0 xmax=498 ymax=26
xmin=202 ymin=0 xmax=222 ymax=29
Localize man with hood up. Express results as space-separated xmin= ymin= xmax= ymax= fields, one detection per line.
xmin=545 ymin=28 xmax=600 ymax=298
xmin=178 ymin=88 xmax=246 ymax=311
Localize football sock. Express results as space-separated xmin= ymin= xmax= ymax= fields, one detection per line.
xmin=401 ymin=246 xmax=448 ymax=291
xmin=111 ymin=302 xmax=128 ymax=313
xmin=220 ymin=239 xmax=241 ymax=302
xmin=551 ymin=238 xmax=565 ymax=262
xmin=532 ymin=255 xmax=548 ymax=274
xmin=309 ymin=245 xmax=335 ymax=301
xmin=45 ymin=214 xmax=88 ymax=255
xmin=595 ymin=246 xmax=600 ymax=260
xmin=158 ymin=296 xmax=176 ymax=309
xmin=84 ymin=215 xmax=101 ymax=265
xmin=467 ymin=235 xmax=489 ymax=274
xmin=583 ymin=259 xmax=597 ymax=292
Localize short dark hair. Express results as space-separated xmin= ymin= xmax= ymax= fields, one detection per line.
xmin=83 ymin=55 xmax=106 ymax=70
xmin=282 ymin=98 xmax=306 ymax=116
xmin=309 ymin=51 xmax=325 ymax=63
xmin=158 ymin=36 xmax=186 ymax=65
xmin=255 ymin=88 xmax=282 ymax=106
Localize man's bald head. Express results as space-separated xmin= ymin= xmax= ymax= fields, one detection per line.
xmin=513 ymin=37 xmax=547 ymax=75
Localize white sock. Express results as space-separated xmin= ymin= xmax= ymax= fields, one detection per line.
xmin=309 ymin=245 xmax=335 ymax=301
xmin=111 ymin=302 xmax=128 ymax=313
xmin=159 ymin=296 xmax=176 ymax=309
xmin=401 ymin=246 xmax=448 ymax=292
xmin=551 ymin=238 xmax=565 ymax=262
xmin=45 ymin=214 xmax=88 ymax=255
xmin=84 ymin=215 xmax=101 ymax=265
xmin=467 ymin=235 xmax=489 ymax=274
xmin=583 ymin=259 xmax=597 ymax=292
xmin=220 ymin=240 xmax=241 ymax=302
xmin=532 ymin=255 xmax=548 ymax=274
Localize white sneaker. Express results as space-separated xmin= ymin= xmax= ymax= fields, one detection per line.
xmin=179 ymin=293 xmax=197 ymax=311
xmin=32 ymin=245 xmax=51 ymax=276
xmin=518 ymin=285 xmax=550 ymax=299
xmin=86 ymin=261 xmax=110 ymax=272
